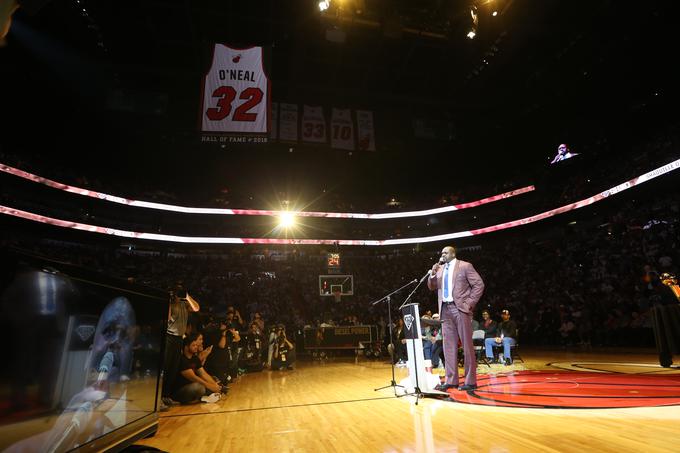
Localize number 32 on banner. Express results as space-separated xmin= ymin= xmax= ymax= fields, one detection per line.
xmin=206 ymin=86 xmax=263 ymax=122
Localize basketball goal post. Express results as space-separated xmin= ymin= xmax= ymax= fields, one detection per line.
xmin=331 ymin=284 xmax=342 ymax=302
xmin=319 ymin=275 xmax=353 ymax=302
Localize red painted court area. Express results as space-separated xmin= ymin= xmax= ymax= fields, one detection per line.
xmin=442 ymin=370 xmax=680 ymax=409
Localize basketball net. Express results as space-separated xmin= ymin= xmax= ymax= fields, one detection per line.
xmin=332 ymin=289 xmax=342 ymax=303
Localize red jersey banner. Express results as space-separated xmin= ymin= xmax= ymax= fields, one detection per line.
xmin=200 ymin=44 xmax=270 ymax=137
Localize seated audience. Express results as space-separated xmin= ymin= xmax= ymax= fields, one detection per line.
xmin=485 ymin=309 xmax=518 ymax=365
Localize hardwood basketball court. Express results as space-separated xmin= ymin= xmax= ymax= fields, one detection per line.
xmin=137 ymin=348 xmax=680 ymax=452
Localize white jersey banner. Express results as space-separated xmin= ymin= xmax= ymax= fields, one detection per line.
xmin=356 ymin=110 xmax=376 ymax=151
xmin=278 ymin=103 xmax=298 ymax=142
xmin=301 ymin=105 xmax=327 ymax=144
xmin=200 ymin=44 xmax=270 ymax=134
xmin=330 ymin=108 xmax=355 ymax=150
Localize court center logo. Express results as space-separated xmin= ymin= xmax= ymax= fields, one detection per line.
xmin=403 ymin=314 xmax=414 ymax=331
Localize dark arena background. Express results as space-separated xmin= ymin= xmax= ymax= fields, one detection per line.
xmin=1 ymin=1 xmax=680 ymax=452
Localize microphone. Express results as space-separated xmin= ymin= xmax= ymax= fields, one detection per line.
xmin=97 ymin=351 xmax=114 ymax=381
xmin=426 ymin=257 xmax=445 ymax=275
xmin=94 ymin=351 xmax=114 ymax=392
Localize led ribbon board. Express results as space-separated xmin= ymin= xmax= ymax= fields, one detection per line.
xmin=1 ymin=158 xmax=678 ymax=245
xmin=0 ymin=163 xmax=533 ymax=219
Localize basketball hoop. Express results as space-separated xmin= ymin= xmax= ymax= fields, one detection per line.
xmin=332 ymin=289 xmax=342 ymax=303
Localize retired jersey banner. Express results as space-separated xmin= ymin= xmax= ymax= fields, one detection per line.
xmin=270 ymin=102 xmax=278 ymax=141
xmin=301 ymin=105 xmax=327 ymax=144
xmin=200 ymin=44 xmax=270 ymax=142
xmin=278 ymin=103 xmax=298 ymax=142
xmin=356 ymin=110 xmax=376 ymax=151
xmin=330 ymin=108 xmax=355 ymax=150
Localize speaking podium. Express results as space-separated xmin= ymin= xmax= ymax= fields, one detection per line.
xmin=400 ymin=303 xmax=443 ymax=400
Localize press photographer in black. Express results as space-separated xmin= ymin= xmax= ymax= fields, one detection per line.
xmin=205 ymin=317 xmax=241 ymax=384
xmin=271 ymin=325 xmax=295 ymax=371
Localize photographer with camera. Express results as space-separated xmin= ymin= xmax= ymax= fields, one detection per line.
xmin=161 ymin=284 xmax=200 ymax=407
xmin=271 ymin=325 xmax=295 ymax=371
xmin=241 ymin=322 xmax=266 ymax=372
xmin=205 ymin=316 xmax=241 ymax=384
xmin=226 ymin=306 xmax=245 ymax=330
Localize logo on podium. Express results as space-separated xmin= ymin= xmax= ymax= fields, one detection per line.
xmin=403 ymin=314 xmax=414 ymax=331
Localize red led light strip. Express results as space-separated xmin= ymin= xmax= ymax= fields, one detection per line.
xmin=1 ymin=159 xmax=677 ymax=245
xmin=0 ymin=163 xmax=533 ymax=219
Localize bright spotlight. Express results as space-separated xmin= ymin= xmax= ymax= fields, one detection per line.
xmin=279 ymin=211 xmax=296 ymax=228
xmin=318 ymin=0 xmax=330 ymax=11
xmin=492 ymin=11 xmax=498 ymax=16
xmin=467 ymin=30 xmax=476 ymax=39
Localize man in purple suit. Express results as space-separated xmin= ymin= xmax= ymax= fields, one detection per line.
xmin=427 ymin=245 xmax=485 ymax=392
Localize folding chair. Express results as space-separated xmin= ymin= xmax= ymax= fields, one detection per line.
xmin=472 ymin=330 xmax=490 ymax=367
xmin=492 ymin=332 xmax=524 ymax=364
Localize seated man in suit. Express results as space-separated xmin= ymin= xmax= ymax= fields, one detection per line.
xmin=484 ymin=309 xmax=518 ymax=365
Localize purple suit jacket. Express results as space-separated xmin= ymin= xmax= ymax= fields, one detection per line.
xmin=427 ymin=259 xmax=485 ymax=315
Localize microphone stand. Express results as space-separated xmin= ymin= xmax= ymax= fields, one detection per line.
xmin=399 ymin=269 xmax=432 ymax=311
xmin=371 ymin=279 xmax=418 ymax=396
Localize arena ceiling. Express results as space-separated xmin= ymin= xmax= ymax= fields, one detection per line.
xmin=2 ymin=0 xmax=678 ymax=204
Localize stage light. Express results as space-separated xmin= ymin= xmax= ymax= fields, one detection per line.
xmin=470 ymin=6 xmax=479 ymax=25
xmin=279 ymin=211 xmax=295 ymax=228
xmin=492 ymin=11 xmax=498 ymax=16
xmin=318 ymin=0 xmax=330 ymax=12
xmin=468 ymin=5 xmax=478 ymax=40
